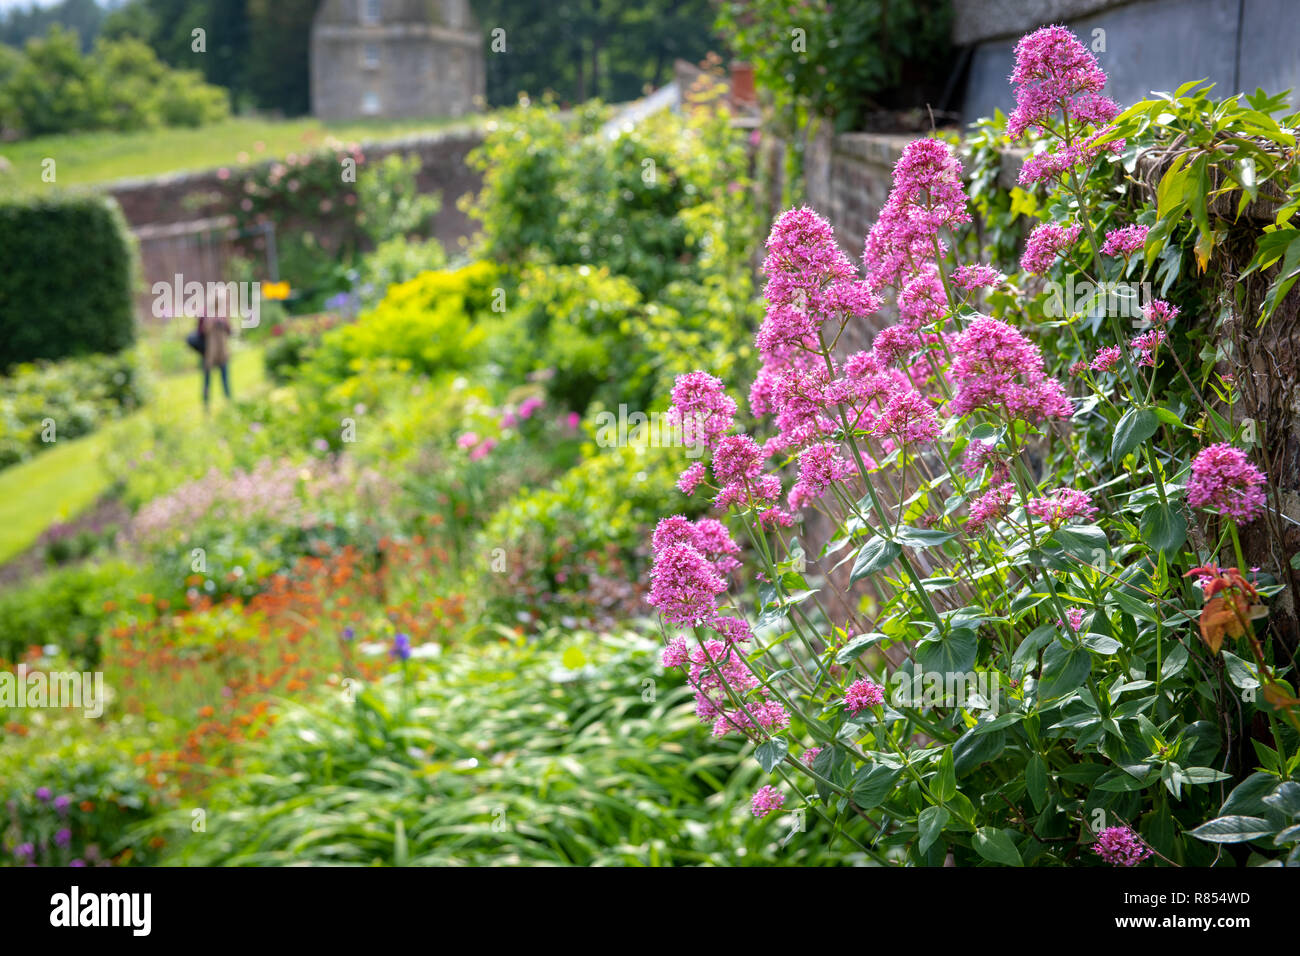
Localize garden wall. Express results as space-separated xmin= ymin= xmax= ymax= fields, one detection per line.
xmin=105 ymin=125 xmax=486 ymax=311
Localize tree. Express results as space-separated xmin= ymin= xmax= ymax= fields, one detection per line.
xmin=470 ymin=0 xmax=719 ymax=107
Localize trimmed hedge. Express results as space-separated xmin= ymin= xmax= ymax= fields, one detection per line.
xmin=0 ymin=194 xmax=136 ymax=369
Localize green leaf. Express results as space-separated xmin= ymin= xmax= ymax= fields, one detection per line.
xmin=1107 ymin=585 xmax=1160 ymax=623
xmin=835 ymin=631 xmax=888 ymax=664
xmin=1187 ymin=815 xmax=1278 ymax=843
xmin=915 ymin=627 xmax=978 ymax=676
xmin=755 ymin=737 xmax=789 ymax=773
xmin=1039 ymin=641 xmax=1092 ymax=699
xmin=1051 ymin=525 xmax=1110 ymax=565
xmin=1082 ymin=633 xmax=1122 ymax=656
xmin=1026 ymin=754 xmax=1048 ymax=812
xmin=952 ymin=727 xmax=1006 ymax=776
xmin=1263 ymin=781 xmax=1300 ymax=819
xmin=851 ymin=763 xmax=903 ymax=809
xmin=1112 ymin=407 xmax=1160 ymax=465
xmin=973 ymin=826 xmax=1023 ymax=866
xmin=1160 ymin=642 xmax=1189 ymax=680
xmin=849 ymin=537 xmax=902 ymax=582
xmin=1222 ymin=651 xmax=1261 ymax=691
xmin=918 ymin=805 xmax=949 ymax=854
xmin=1140 ymin=502 xmax=1187 ymax=557
xmin=934 ymin=747 xmax=956 ymax=802
xmin=897 ymin=526 xmax=957 ymax=548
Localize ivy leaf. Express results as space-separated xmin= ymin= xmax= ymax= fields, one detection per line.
xmin=849 ymin=536 xmax=902 ymax=582
xmin=755 ymin=737 xmax=788 ymax=773
xmin=1112 ymin=407 xmax=1160 ymax=465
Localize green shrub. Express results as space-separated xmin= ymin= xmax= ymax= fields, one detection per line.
xmin=0 ymin=27 xmax=229 ymax=138
xmin=465 ymin=98 xmax=755 ymax=299
xmin=0 ymin=561 xmax=142 ymax=668
xmin=492 ymin=264 xmax=651 ymax=411
xmin=479 ymin=438 xmax=695 ymax=626
xmin=0 ymin=350 xmax=146 ymax=468
xmin=716 ymin=0 xmax=953 ymax=132
xmin=0 ymin=728 xmax=168 ymax=867
xmin=0 ymin=193 xmax=136 ymax=368
xmin=308 ymin=261 xmax=499 ymax=380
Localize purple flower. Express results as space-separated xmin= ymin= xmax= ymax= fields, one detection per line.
xmin=54 ymin=795 xmax=71 ymax=815
xmin=15 ymin=842 xmax=34 ymax=861
xmin=390 ymin=633 xmax=411 ymax=661
xmin=342 ymin=626 xmax=355 ymax=642
xmin=55 ymin=828 xmax=72 ymax=848
xmin=35 ymin=787 xmax=51 ymax=802
xmin=1093 ymin=825 xmax=1152 ymax=866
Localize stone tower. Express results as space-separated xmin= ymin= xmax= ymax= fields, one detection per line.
xmin=310 ymin=0 xmax=485 ymax=120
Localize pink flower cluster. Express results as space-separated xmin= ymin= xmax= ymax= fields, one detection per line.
xmin=872 ymin=388 xmax=942 ymax=445
xmin=1059 ymin=607 xmax=1086 ymax=632
xmin=952 ymin=263 xmax=1005 ymax=291
xmin=1089 ymin=346 xmax=1121 ymax=373
xmin=751 ymin=785 xmax=785 ymax=818
xmin=662 ymin=616 xmax=791 ymax=738
xmin=1027 ymin=488 xmax=1098 ymax=527
xmin=1129 ymin=328 xmax=1167 ymax=367
xmin=1021 ymin=221 xmax=1082 ymax=274
xmin=949 ymin=317 xmax=1073 ymax=423
xmin=1008 ymin=25 xmax=1123 ymax=152
xmin=844 ymin=679 xmax=885 ymax=715
xmin=966 ymin=482 xmax=1015 ymax=533
xmin=865 ymin=138 xmax=971 ymax=295
xmin=1187 ymin=444 xmax=1267 ymax=522
xmin=1092 ymin=825 xmax=1153 ymax=866
xmin=667 ymin=371 xmax=737 ymax=452
xmin=647 ymin=515 xmax=744 ymax=624
xmin=1101 ymin=224 xmax=1149 ymax=259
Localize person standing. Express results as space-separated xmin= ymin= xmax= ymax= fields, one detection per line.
xmin=201 ymin=311 xmax=232 ymax=408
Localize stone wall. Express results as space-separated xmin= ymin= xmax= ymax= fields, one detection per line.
xmin=105 ymin=125 xmax=485 ymax=243
xmin=955 ymin=0 xmax=1300 ymax=124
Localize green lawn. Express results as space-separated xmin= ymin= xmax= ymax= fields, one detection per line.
xmin=0 ymin=346 xmax=265 ymax=564
xmin=0 ymin=114 xmax=479 ymax=192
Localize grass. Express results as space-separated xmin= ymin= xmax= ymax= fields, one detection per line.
xmin=0 ymin=344 xmax=265 ymax=564
xmin=0 ymin=114 xmax=478 ymax=192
